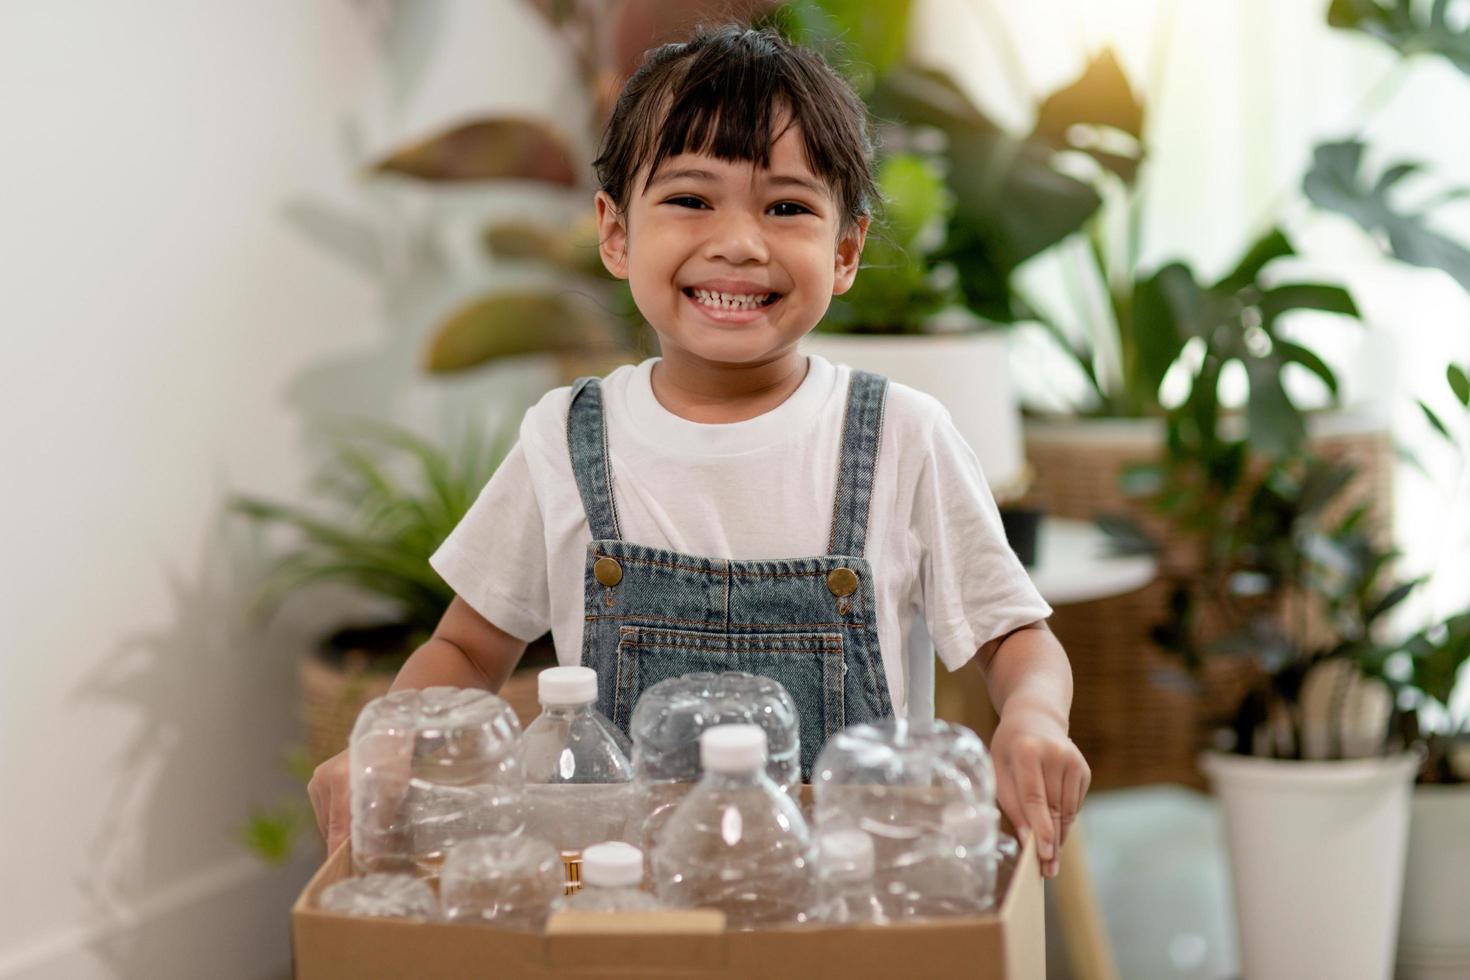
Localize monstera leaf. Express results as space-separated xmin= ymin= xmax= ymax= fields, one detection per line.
xmin=1139 ymin=229 xmax=1358 ymax=456
xmin=1327 ymin=0 xmax=1470 ymax=76
xmin=1032 ymin=48 xmax=1146 ymax=182
xmin=1304 ymin=139 xmax=1470 ymax=292
xmin=867 ymin=64 xmax=1113 ymax=321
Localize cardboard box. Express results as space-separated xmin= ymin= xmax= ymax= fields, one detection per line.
xmin=291 ymin=831 xmax=1044 ymax=979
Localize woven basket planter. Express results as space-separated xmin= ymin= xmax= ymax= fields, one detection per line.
xmin=1024 ymin=411 xmax=1393 ymax=790
xmin=300 ymin=645 xmax=549 ymax=767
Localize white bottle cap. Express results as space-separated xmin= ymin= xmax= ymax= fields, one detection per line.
xmin=537 ymin=666 xmax=597 ymax=705
xmin=700 ymin=724 xmax=767 ymax=773
xmin=817 ymin=828 xmax=875 ymax=879
xmin=581 ymin=841 xmax=644 ymax=888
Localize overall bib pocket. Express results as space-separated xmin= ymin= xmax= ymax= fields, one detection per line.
xmin=613 ymin=625 xmax=846 ymax=774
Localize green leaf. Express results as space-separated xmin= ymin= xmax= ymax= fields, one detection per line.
xmin=1217 ymin=228 xmax=1294 ymax=294
xmin=1448 ymin=364 xmax=1470 ymax=406
xmin=1259 ymin=284 xmax=1359 ymax=321
xmin=1129 ymin=264 xmax=1197 ymax=396
xmin=1304 ymin=139 xmax=1470 ymax=291
xmin=372 ymin=118 xmax=579 ymax=184
xmin=1276 ymin=338 xmax=1340 ymax=396
xmin=869 ymin=64 xmax=1105 ymax=319
xmin=1366 ymin=579 xmax=1419 ymax=624
xmin=423 ymin=291 xmax=619 ymax=373
xmin=1031 ymin=48 xmax=1146 ymax=182
xmin=1244 ymin=357 xmax=1306 ymax=457
xmin=1420 ymin=399 xmax=1454 ymax=442
xmin=1327 ymin=0 xmax=1470 ymax=76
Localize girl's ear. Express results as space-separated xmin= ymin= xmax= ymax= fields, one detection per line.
xmin=831 ymin=215 xmax=870 ymax=296
xmin=594 ymin=191 xmax=630 ymax=280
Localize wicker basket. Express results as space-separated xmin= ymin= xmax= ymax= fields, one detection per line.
xmin=1024 ymin=412 xmax=1394 ymax=790
xmin=300 ymin=648 xmax=548 ymax=767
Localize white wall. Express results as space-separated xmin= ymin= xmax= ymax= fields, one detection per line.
xmin=0 ymin=3 xmax=568 ymax=977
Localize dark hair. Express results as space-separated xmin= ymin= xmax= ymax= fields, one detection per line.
xmin=592 ymin=23 xmax=880 ymax=238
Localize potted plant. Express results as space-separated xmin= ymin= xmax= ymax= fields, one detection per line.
xmin=1383 ymin=365 xmax=1470 ymax=977
xmin=1140 ymin=413 xmax=1422 ymax=976
xmin=230 ymin=416 xmax=549 ymax=768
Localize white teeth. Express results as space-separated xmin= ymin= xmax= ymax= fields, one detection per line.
xmin=691 ymin=288 xmax=773 ymax=310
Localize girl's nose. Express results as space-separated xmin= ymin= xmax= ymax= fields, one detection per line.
xmin=702 ymin=210 xmax=770 ymax=264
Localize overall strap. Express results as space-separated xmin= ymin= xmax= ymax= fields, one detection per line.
xmin=826 ymin=369 xmax=889 ymax=557
xmin=566 ymin=376 xmax=623 ymax=541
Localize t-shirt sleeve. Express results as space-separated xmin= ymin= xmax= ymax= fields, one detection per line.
xmin=428 ymin=437 xmax=551 ymax=642
xmin=912 ymin=407 xmax=1053 ymax=672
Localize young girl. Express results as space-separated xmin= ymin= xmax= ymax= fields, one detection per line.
xmin=310 ymin=23 xmax=1088 ymax=880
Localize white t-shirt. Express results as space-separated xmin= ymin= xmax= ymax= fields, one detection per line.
xmin=429 ymin=353 xmax=1051 ymax=718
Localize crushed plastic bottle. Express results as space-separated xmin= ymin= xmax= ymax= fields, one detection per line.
xmin=812 ymin=717 xmax=999 ymax=918
xmin=651 ymin=725 xmax=813 ymax=930
xmin=349 ymin=686 xmax=523 ymax=876
xmin=809 ymin=828 xmax=887 ymax=925
xmin=318 ymin=873 xmax=438 ymax=920
xmin=630 ymin=672 xmax=799 ymax=851
xmin=439 ymin=833 xmax=565 ymax=930
xmin=558 ymin=842 xmax=662 ymax=912
xmin=520 ymin=667 xmax=637 ymax=854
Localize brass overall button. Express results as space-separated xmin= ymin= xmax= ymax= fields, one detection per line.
xmin=826 ymin=567 xmax=858 ymax=597
xmin=594 ymin=556 xmax=623 ymax=587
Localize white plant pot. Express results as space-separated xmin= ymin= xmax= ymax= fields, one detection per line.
xmin=1201 ymin=750 xmax=1420 ymax=980
xmin=800 ymin=330 xmax=1024 ymax=498
xmin=1397 ymin=783 xmax=1470 ymax=978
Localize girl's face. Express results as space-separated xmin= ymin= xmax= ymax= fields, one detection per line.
xmin=594 ymin=118 xmax=868 ymax=371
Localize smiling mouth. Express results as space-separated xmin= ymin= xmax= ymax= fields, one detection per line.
xmin=681 ymin=287 xmax=783 ymax=309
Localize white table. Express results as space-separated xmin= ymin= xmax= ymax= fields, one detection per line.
xmin=1027 ymin=517 xmax=1158 ymax=607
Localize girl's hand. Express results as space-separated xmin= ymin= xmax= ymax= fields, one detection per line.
xmin=988 ymin=708 xmax=1091 ymax=878
xmin=307 ymin=748 xmax=353 ymax=855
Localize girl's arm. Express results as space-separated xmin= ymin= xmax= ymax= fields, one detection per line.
xmin=975 ymin=622 xmax=1090 ymax=879
xmin=391 ymin=595 xmax=530 ymax=693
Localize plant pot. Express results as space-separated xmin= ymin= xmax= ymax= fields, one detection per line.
xmin=1201 ymin=749 xmax=1420 ymax=980
xmin=998 ymin=504 xmax=1043 ymax=567
xmin=1397 ymin=783 xmax=1470 ymax=978
xmin=800 ymin=330 xmax=1026 ymax=501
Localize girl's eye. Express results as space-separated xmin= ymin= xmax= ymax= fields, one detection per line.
xmin=771 ymin=201 xmax=812 ymax=217
xmin=662 ymin=197 xmax=813 ymax=217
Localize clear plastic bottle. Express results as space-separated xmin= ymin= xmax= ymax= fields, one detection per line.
xmin=559 ymin=842 xmax=662 ymax=912
xmin=520 ymin=666 xmax=637 ymax=853
xmin=809 ymin=828 xmax=887 ymax=926
xmin=812 ymin=717 xmax=998 ymax=918
xmin=439 ymin=833 xmax=565 ymax=930
xmin=651 ymin=724 xmax=814 ymax=930
xmin=349 ymin=686 xmax=523 ymax=876
xmin=630 ymin=672 xmax=799 ymax=851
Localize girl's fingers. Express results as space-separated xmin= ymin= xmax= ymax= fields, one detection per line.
xmin=1060 ymin=761 xmax=1086 ymax=847
xmin=1044 ymin=755 xmax=1065 ymax=876
xmin=1015 ymin=760 xmax=1057 ymax=873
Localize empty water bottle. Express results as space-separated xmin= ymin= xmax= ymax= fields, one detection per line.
xmin=319 ymin=873 xmax=438 ymax=919
xmin=521 ymin=666 xmax=636 ymax=854
xmin=651 ymin=725 xmax=814 ymax=930
xmin=631 ymin=672 xmax=799 ymax=850
xmin=350 ymin=687 xmax=523 ymax=876
xmin=558 ymin=842 xmax=661 ymax=912
xmin=812 ymin=717 xmax=998 ymax=918
xmin=439 ymin=834 xmax=565 ymax=930
xmin=809 ymin=828 xmax=887 ymax=925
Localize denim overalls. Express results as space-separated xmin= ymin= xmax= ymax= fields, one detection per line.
xmin=567 ymin=368 xmax=896 ymax=778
